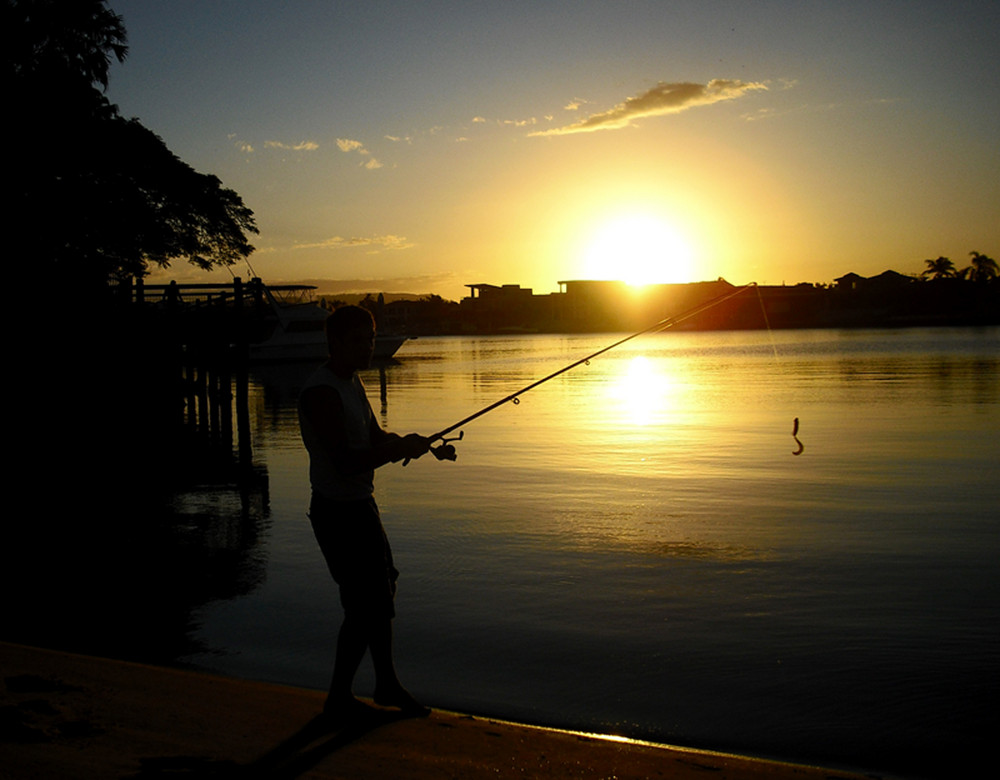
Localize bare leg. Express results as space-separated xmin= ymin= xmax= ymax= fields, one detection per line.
xmin=325 ymin=614 xmax=371 ymax=718
xmin=369 ymin=617 xmax=429 ymax=716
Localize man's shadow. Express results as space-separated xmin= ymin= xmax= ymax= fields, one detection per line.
xmin=246 ymin=707 xmax=414 ymax=778
xmin=129 ymin=707 xmax=414 ymax=779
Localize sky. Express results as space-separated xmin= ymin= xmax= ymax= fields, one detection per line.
xmin=105 ymin=0 xmax=999 ymax=300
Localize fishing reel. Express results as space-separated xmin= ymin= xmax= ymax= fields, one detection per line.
xmin=431 ymin=431 xmax=463 ymax=461
xmin=402 ymin=431 xmax=462 ymax=466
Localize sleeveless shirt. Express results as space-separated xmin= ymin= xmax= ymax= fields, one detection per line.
xmin=299 ymin=365 xmax=375 ymax=501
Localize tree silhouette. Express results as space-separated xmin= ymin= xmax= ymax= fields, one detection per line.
xmin=6 ymin=0 xmax=257 ymax=293
xmin=921 ymin=256 xmax=958 ymax=280
xmin=5 ymin=0 xmax=127 ymax=93
xmin=962 ymin=251 xmax=998 ymax=283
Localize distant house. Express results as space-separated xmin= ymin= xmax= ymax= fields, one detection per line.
xmin=835 ymin=270 xmax=915 ymax=293
xmin=555 ymin=280 xmax=632 ymax=330
xmin=463 ymin=283 xmax=538 ymax=331
xmin=866 ymin=270 xmax=915 ymax=291
xmin=835 ymin=272 xmax=865 ymax=292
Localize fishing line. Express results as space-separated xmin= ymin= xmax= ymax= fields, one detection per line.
xmin=411 ymin=283 xmax=760 ymax=463
xmin=756 ymin=284 xmax=781 ymax=362
xmin=755 ymin=285 xmax=803 ymax=456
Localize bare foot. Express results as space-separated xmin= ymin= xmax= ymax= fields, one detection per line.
xmin=372 ymin=685 xmax=430 ymax=717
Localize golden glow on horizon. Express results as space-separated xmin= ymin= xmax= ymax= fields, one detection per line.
xmin=580 ymin=213 xmax=696 ymax=287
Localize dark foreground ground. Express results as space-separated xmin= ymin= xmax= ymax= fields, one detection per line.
xmin=0 ymin=642 xmax=883 ymax=780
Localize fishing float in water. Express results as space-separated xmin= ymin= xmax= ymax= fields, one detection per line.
xmin=792 ymin=417 xmax=804 ymax=456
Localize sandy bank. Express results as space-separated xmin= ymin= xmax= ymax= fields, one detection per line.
xmin=1 ymin=641 xmax=873 ymax=779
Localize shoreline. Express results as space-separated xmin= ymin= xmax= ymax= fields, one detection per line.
xmin=1 ymin=641 xmax=880 ymax=779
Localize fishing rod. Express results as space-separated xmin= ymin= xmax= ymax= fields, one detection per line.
xmin=412 ymin=282 xmax=760 ymax=463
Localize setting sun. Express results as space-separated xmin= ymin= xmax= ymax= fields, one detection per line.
xmin=580 ymin=213 xmax=696 ymax=287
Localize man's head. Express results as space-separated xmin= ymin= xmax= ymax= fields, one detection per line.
xmin=325 ymin=305 xmax=376 ymax=371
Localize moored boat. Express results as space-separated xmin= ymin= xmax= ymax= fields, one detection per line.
xmin=248 ymin=285 xmax=411 ymax=362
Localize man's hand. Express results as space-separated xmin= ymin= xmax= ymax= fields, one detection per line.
xmin=401 ymin=435 xmax=460 ymax=465
xmin=400 ymin=433 xmax=432 ymax=461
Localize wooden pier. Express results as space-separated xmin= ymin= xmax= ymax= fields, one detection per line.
xmin=108 ymin=276 xmax=305 ymax=495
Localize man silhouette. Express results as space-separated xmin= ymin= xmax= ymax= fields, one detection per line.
xmin=298 ymin=305 xmax=435 ymax=721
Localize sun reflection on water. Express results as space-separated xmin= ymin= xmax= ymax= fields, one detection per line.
xmin=607 ymin=354 xmax=674 ymax=427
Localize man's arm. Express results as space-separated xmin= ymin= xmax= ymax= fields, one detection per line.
xmin=301 ymin=384 xmax=429 ymax=473
xmin=368 ymin=414 xmax=431 ymax=464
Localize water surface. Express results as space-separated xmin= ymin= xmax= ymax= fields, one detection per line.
xmin=181 ymin=327 xmax=999 ymax=778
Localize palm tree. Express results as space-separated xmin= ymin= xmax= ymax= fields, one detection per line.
xmin=921 ymin=256 xmax=957 ymax=280
xmin=963 ymin=251 xmax=998 ymax=283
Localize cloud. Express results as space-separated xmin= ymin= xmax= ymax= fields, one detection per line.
xmin=336 ymin=138 xmax=366 ymax=153
xmin=229 ymin=135 xmax=320 ymax=153
xmin=337 ymin=137 xmax=383 ymax=169
xmin=264 ymin=140 xmax=319 ymax=151
xmin=530 ymin=79 xmax=767 ymax=136
xmin=228 ymin=134 xmax=254 ymax=153
xmin=292 ymin=234 xmax=414 ymax=252
xmin=501 ymin=117 xmax=539 ymax=128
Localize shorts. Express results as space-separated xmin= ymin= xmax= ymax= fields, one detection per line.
xmin=308 ymin=493 xmax=399 ymax=619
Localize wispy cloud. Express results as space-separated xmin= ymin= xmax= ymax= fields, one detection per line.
xmin=264 ymin=140 xmax=319 ymax=151
xmin=530 ymin=79 xmax=767 ymax=136
xmin=742 ymin=90 xmax=891 ymax=123
xmin=336 ymin=138 xmax=366 ymax=153
xmin=228 ymin=134 xmax=254 ymax=153
xmin=292 ymin=235 xmax=414 ymax=252
xmin=336 ymin=137 xmax=383 ymax=169
xmin=501 ymin=117 xmax=539 ymax=128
